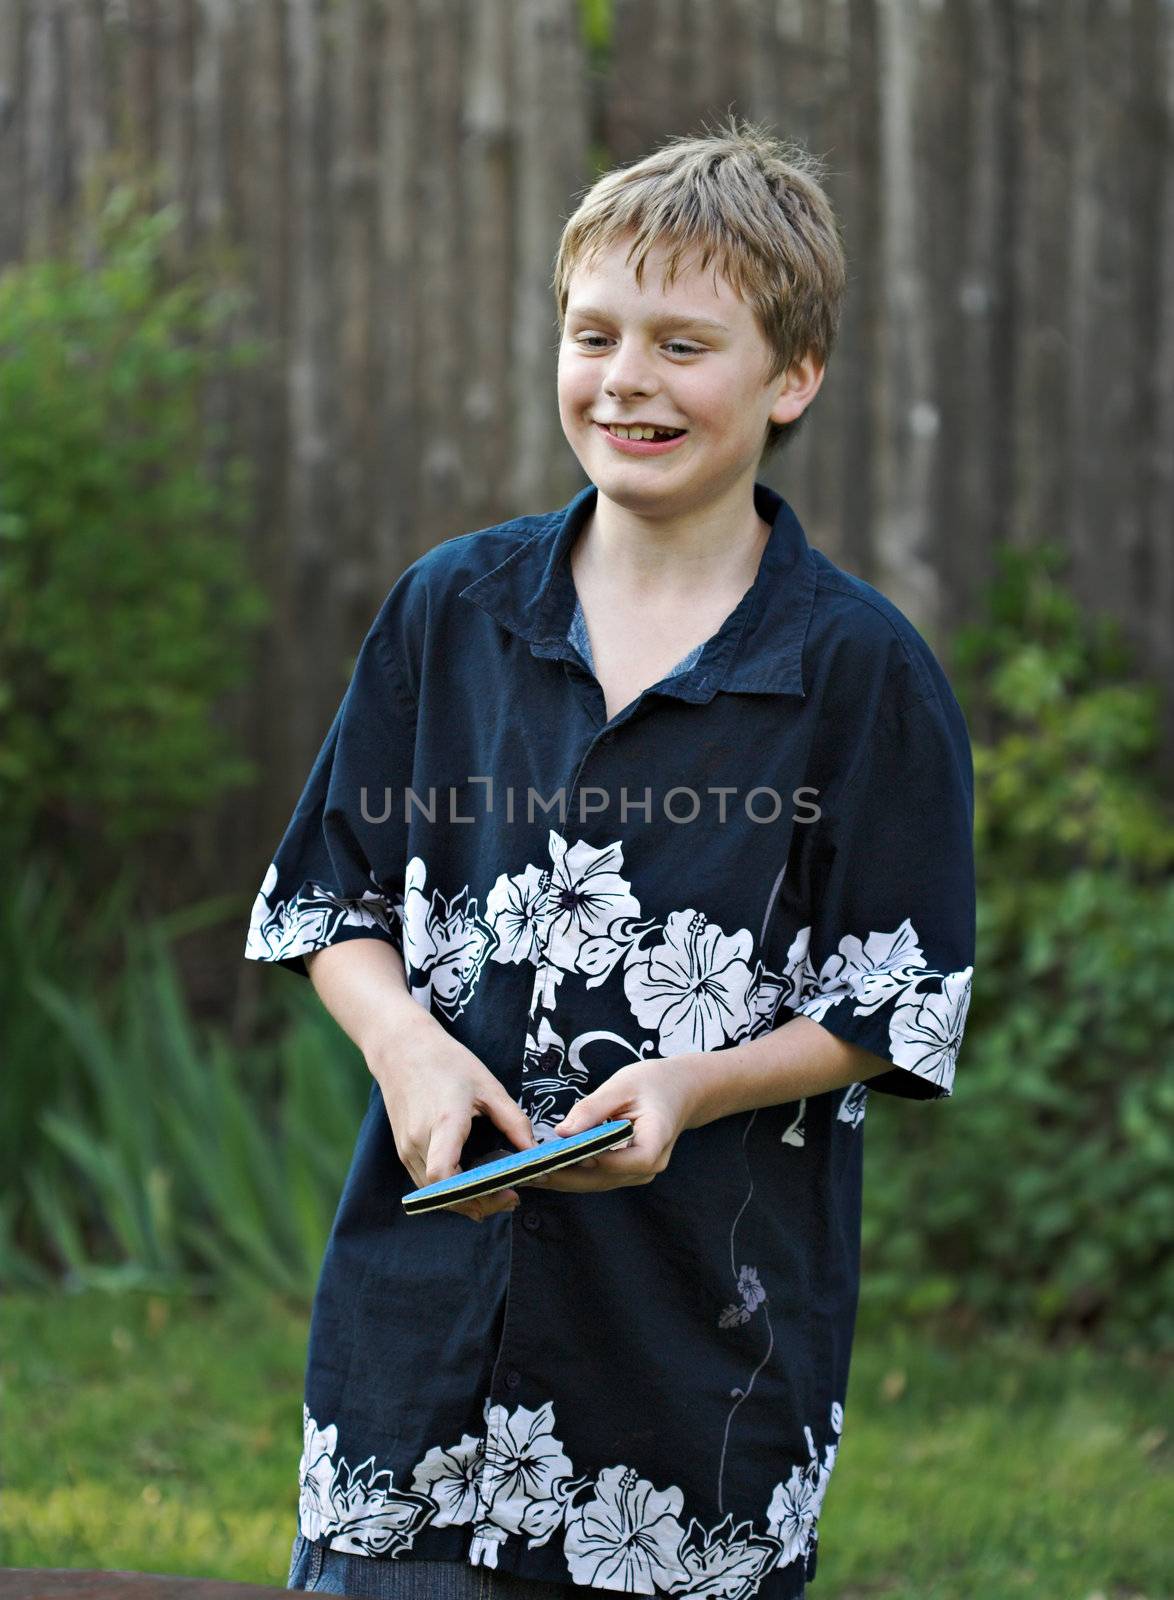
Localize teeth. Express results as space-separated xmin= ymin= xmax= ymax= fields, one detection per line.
xmin=606 ymin=424 xmax=682 ymax=440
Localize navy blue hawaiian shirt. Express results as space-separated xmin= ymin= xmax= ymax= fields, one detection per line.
xmin=245 ymin=479 xmax=976 ymax=1599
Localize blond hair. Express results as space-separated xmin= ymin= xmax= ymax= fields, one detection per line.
xmin=551 ymin=112 xmax=847 ymax=458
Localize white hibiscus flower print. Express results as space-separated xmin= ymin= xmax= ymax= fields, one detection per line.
xmin=673 ymin=1511 xmax=783 ymax=1597
xmin=563 ymin=1464 xmax=688 ymax=1594
xmin=521 ymin=1016 xmax=591 ymax=1136
xmin=784 ymin=918 xmax=973 ymax=1094
xmin=297 ymin=1406 xmax=340 ymax=1543
xmin=796 ymin=918 xmax=927 ymax=1022
xmin=245 ymin=861 xmax=399 ymax=962
xmin=468 ymin=1522 xmax=510 ymax=1568
xmin=528 ymin=956 xmax=567 ymax=1018
xmin=624 ymin=910 xmax=756 ymax=1054
xmin=837 ymin=1082 xmax=869 ymax=1128
xmin=296 ymin=1394 xmax=850 ymax=1593
xmin=486 ymin=864 xmax=550 ymax=965
xmin=775 ymin=925 xmax=816 ymax=1014
xmin=541 ymin=833 xmax=643 ymax=974
xmin=889 ymin=966 xmax=973 ymax=1095
xmin=411 ymin=1432 xmax=485 ymax=1528
xmin=401 ymin=856 xmax=494 ymax=1019
xmin=523 ymin=1014 xmax=573 ymax=1080
xmin=525 ymin=1021 xmax=657 ymax=1136
xmin=470 ymin=1402 xmax=574 ymax=1561
xmin=744 ymin=961 xmax=787 ymax=1038
xmin=765 ymin=1464 xmax=820 ymax=1569
xmin=802 ymin=1414 xmax=841 ymax=1526
xmin=780 ymin=1100 xmax=806 ymax=1148
xmin=566 ymin=1026 xmax=658 ymax=1082
xmin=296 ymin=1404 xmax=436 ymax=1556
xmin=763 ymin=1402 xmax=844 ymax=1573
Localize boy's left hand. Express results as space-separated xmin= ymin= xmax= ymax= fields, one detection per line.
xmin=520 ymin=1055 xmax=699 ymax=1191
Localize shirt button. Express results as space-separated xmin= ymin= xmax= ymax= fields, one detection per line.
xmin=505 ymin=1369 xmax=521 ymax=1390
xmin=522 ymin=1210 xmax=541 ymax=1232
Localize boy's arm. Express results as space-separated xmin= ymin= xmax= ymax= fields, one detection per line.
xmin=305 ymin=941 xmax=446 ymax=1080
xmin=678 ymin=1016 xmax=890 ymax=1129
xmin=305 ymin=940 xmax=535 ymax=1222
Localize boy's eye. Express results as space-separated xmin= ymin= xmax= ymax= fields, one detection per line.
xmin=575 ymin=334 xmax=701 ymax=356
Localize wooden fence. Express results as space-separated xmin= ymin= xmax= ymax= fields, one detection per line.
xmin=1 ymin=0 xmax=1171 ymax=984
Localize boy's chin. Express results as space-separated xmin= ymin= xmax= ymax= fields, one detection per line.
xmin=584 ymin=445 xmax=698 ymax=479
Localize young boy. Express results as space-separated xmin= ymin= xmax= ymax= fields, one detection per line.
xmin=247 ymin=117 xmax=975 ymax=1600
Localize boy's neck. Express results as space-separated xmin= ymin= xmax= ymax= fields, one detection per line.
xmin=571 ymin=482 xmax=772 ymax=606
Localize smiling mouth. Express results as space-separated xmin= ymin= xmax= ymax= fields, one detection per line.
xmin=595 ymin=423 xmax=688 ymax=441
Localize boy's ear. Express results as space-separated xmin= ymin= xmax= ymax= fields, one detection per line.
xmin=770 ymin=353 xmax=825 ymax=426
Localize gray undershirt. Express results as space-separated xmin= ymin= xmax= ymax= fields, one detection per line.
xmin=567 ymin=592 xmax=705 ymax=680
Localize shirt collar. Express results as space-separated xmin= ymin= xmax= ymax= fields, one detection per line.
xmin=459 ymin=480 xmax=817 ymax=702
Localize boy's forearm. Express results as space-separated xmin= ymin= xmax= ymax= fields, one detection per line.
xmin=678 ymin=1016 xmax=888 ymax=1128
xmin=303 ymin=946 xmax=883 ymax=1111
xmin=305 ymin=938 xmax=441 ymax=1071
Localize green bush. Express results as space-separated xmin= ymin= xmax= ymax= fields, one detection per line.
xmin=3 ymin=919 xmax=371 ymax=1300
xmin=0 ymin=183 xmax=269 ymax=861
xmin=0 ymin=855 xmax=146 ymax=1286
xmin=861 ymin=541 xmax=1174 ymax=1351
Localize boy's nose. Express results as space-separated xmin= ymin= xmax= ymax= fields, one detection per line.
xmin=602 ymin=353 xmax=660 ymax=386
xmin=607 ymin=366 xmax=662 ymax=390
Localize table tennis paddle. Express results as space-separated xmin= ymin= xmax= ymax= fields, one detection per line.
xmin=402 ymin=1119 xmax=634 ymax=1216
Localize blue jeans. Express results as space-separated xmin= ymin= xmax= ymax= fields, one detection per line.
xmin=286 ymin=1529 xmax=596 ymax=1596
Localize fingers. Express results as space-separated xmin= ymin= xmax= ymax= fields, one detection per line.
xmin=423 ymin=1121 xmax=524 ymax=1223
xmin=446 ymin=1187 xmax=521 ymax=1223
xmin=534 ymin=1158 xmax=601 ymax=1184
xmin=490 ymin=1091 xmax=539 ymax=1152
xmin=438 ymin=1190 xmax=482 ymax=1222
xmin=524 ymin=1150 xmax=660 ymax=1190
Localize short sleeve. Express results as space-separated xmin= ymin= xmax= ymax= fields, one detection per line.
xmin=243 ymin=590 xmax=418 ymax=980
xmin=785 ymin=681 xmax=976 ymax=1100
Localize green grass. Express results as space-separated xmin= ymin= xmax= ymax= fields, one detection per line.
xmin=826 ymin=1316 xmax=1171 ymax=1600
xmin=0 ymin=1291 xmax=1169 ymax=1596
xmin=0 ymin=1289 xmax=307 ymax=1583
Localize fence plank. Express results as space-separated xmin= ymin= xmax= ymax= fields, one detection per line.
xmin=509 ymin=0 xmax=588 ymax=510
xmin=373 ymin=0 xmax=419 ymax=570
xmin=463 ymin=0 xmax=513 ymax=508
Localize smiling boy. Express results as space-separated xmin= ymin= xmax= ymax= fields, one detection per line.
xmin=559 ymin=230 xmax=824 ymax=729
xmin=249 ymin=117 xmax=976 ymax=1600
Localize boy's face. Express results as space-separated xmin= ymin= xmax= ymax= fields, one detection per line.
xmin=557 ymin=233 xmax=823 ymax=516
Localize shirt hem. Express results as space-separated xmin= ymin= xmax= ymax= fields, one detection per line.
xmin=300 ymin=1515 xmax=811 ymax=1598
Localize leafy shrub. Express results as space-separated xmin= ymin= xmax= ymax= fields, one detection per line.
xmin=861 ymin=542 xmax=1174 ymax=1352
xmin=4 ymin=920 xmax=371 ymax=1301
xmin=0 ymin=183 xmax=269 ymax=862
xmin=0 ymin=854 xmax=147 ymax=1285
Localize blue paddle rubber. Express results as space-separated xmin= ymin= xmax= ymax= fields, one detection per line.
xmin=402 ymin=1119 xmax=635 ymax=1215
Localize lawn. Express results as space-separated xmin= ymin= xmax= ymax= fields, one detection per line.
xmin=0 ymin=1290 xmax=1168 ymax=1597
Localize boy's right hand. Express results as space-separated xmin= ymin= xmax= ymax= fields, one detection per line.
xmin=367 ymin=1023 xmax=538 ymax=1224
